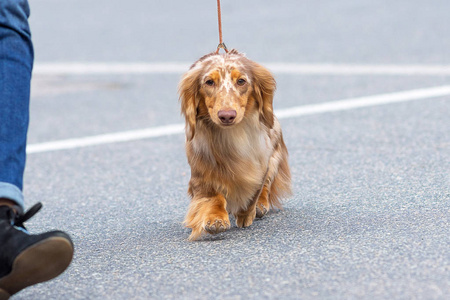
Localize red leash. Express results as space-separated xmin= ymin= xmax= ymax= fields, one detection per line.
xmin=215 ymin=0 xmax=228 ymax=54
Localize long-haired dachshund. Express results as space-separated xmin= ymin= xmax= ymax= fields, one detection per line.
xmin=179 ymin=50 xmax=291 ymax=240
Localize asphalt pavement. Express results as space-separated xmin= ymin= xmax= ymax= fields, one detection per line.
xmin=13 ymin=0 xmax=450 ymax=299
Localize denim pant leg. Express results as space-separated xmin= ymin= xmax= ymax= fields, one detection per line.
xmin=0 ymin=0 xmax=34 ymax=213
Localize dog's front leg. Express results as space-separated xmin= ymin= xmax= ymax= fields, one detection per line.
xmin=184 ymin=194 xmax=230 ymax=241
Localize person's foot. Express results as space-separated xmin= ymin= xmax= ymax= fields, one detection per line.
xmin=0 ymin=203 xmax=73 ymax=300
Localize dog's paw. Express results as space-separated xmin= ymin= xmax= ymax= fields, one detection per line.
xmin=184 ymin=195 xmax=230 ymax=240
xmin=235 ymin=209 xmax=256 ymax=228
xmin=188 ymin=216 xmax=230 ymax=241
xmin=255 ymin=202 xmax=269 ymax=218
xmin=204 ymin=217 xmax=231 ymax=234
xmin=186 ymin=213 xmax=230 ymax=241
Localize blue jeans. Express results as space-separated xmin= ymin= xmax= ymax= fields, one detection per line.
xmin=0 ymin=0 xmax=33 ymax=213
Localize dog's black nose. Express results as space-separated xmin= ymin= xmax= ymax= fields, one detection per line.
xmin=218 ymin=110 xmax=237 ymax=124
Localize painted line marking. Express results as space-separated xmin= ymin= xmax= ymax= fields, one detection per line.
xmin=34 ymin=63 xmax=190 ymax=75
xmin=266 ymin=63 xmax=450 ymax=75
xmin=27 ymin=124 xmax=184 ymax=154
xmin=26 ymin=85 xmax=450 ymax=154
xmin=275 ymin=85 xmax=450 ymax=118
xmin=33 ymin=62 xmax=450 ymax=76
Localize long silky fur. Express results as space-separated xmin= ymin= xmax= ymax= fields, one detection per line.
xmin=179 ymin=50 xmax=292 ymax=240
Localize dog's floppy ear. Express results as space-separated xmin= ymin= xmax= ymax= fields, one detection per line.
xmin=251 ymin=62 xmax=276 ymax=128
xmin=179 ymin=67 xmax=202 ymax=141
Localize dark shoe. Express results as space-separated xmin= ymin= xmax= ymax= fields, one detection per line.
xmin=0 ymin=203 xmax=73 ymax=300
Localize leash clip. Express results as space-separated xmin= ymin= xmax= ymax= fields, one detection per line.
xmin=215 ymin=42 xmax=229 ymax=54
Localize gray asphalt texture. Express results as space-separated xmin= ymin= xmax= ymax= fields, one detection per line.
xmin=15 ymin=0 xmax=449 ymax=299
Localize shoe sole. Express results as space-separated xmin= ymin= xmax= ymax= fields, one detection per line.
xmin=0 ymin=236 xmax=73 ymax=299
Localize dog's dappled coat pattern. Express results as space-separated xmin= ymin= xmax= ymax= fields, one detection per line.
xmin=179 ymin=50 xmax=292 ymax=240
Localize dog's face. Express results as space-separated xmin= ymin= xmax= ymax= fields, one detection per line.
xmin=201 ymin=62 xmax=250 ymax=127
xmin=179 ymin=50 xmax=276 ymax=140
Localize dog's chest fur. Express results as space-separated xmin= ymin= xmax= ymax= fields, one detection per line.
xmin=188 ymin=114 xmax=272 ymax=213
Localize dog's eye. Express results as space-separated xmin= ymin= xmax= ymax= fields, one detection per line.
xmin=237 ymin=78 xmax=246 ymax=86
xmin=205 ymin=79 xmax=215 ymax=86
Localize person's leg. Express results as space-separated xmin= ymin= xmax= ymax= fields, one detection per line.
xmin=0 ymin=0 xmax=33 ymax=213
xmin=0 ymin=1 xmax=73 ymax=299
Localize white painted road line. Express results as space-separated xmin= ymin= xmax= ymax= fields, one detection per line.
xmin=33 ymin=63 xmax=450 ymax=76
xmin=26 ymin=85 xmax=450 ymax=154
xmin=27 ymin=124 xmax=185 ymax=154
xmin=275 ymin=85 xmax=450 ymax=119
xmin=34 ymin=63 xmax=190 ymax=75
xmin=266 ymin=63 xmax=450 ymax=75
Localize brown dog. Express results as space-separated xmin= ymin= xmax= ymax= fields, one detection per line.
xmin=179 ymin=50 xmax=291 ymax=240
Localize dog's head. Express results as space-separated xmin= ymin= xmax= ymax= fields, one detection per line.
xmin=179 ymin=50 xmax=276 ymax=140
